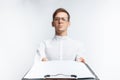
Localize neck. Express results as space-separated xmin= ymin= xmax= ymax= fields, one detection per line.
xmin=55 ymin=31 xmax=67 ymax=36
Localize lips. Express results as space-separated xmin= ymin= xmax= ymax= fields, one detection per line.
xmin=58 ymin=25 xmax=63 ymax=28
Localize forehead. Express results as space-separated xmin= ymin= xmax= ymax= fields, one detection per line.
xmin=55 ymin=12 xmax=68 ymax=18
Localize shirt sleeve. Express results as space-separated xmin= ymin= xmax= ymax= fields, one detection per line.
xmin=76 ymin=42 xmax=86 ymax=60
xmin=37 ymin=41 xmax=46 ymax=60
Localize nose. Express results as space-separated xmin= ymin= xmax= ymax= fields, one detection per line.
xmin=58 ymin=18 xmax=63 ymax=24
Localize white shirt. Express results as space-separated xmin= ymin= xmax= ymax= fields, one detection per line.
xmin=37 ymin=35 xmax=85 ymax=61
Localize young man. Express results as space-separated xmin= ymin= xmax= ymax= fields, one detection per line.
xmin=37 ymin=8 xmax=85 ymax=63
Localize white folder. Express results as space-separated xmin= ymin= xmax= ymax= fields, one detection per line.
xmin=23 ymin=61 xmax=95 ymax=79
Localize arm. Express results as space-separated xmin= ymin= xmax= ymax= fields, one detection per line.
xmin=37 ymin=41 xmax=48 ymax=62
xmin=75 ymin=41 xmax=86 ymax=63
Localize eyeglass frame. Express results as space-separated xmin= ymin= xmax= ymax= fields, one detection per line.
xmin=53 ymin=17 xmax=69 ymax=22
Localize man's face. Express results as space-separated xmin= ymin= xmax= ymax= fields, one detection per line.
xmin=52 ymin=12 xmax=70 ymax=32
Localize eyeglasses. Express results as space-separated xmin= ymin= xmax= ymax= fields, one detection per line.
xmin=53 ymin=17 xmax=69 ymax=22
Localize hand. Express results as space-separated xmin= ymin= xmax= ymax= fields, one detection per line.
xmin=76 ymin=57 xmax=85 ymax=63
xmin=41 ymin=57 xmax=48 ymax=62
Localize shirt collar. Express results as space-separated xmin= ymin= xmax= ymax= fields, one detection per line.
xmin=54 ymin=35 xmax=69 ymax=40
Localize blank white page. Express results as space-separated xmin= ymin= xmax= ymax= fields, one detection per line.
xmin=24 ymin=61 xmax=95 ymax=79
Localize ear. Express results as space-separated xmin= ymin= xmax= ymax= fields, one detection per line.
xmin=68 ymin=21 xmax=70 ymax=27
xmin=52 ymin=21 xmax=54 ymax=27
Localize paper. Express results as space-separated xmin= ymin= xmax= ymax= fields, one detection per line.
xmin=24 ymin=61 xmax=95 ymax=79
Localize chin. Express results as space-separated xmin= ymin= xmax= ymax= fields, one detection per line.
xmin=57 ymin=29 xmax=64 ymax=32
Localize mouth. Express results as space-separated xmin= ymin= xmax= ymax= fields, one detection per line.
xmin=58 ymin=25 xmax=63 ymax=28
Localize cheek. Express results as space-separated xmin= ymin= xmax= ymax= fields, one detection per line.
xmin=65 ymin=23 xmax=70 ymax=27
xmin=54 ymin=22 xmax=59 ymax=26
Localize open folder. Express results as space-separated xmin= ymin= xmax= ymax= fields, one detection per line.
xmin=23 ymin=61 xmax=98 ymax=80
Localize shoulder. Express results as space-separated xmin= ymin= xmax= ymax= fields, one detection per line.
xmin=39 ymin=38 xmax=53 ymax=45
xmin=69 ymin=38 xmax=84 ymax=46
xmin=69 ymin=39 xmax=85 ymax=50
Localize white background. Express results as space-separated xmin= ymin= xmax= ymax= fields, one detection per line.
xmin=0 ymin=0 xmax=120 ymax=80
